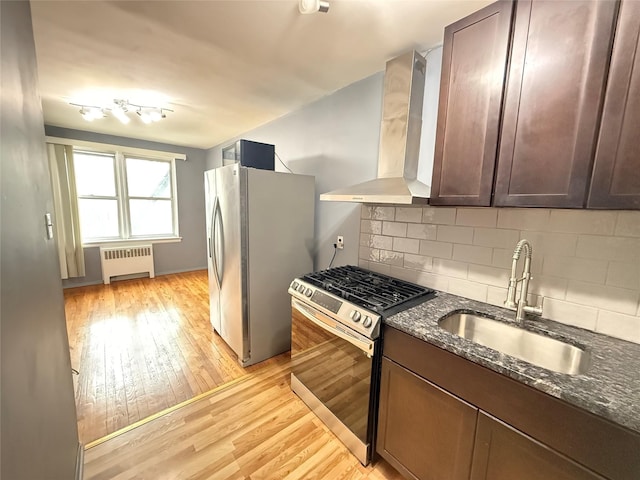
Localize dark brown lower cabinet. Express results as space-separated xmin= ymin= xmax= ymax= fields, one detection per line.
xmin=378 ymin=327 xmax=640 ymax=480
xmin=377 ymin=357 xmax=477 ymax=480
xmin=470 ymin=412 xmax=604 ymax=480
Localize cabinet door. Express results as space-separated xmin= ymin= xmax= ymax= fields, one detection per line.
xmin=588 ymin=0 xmax=640 ymax=209
xmin=494 ymin=0 xmax=618 ymax=207
xmin=430 ymin=1 xmax=513 ymax=206
xmin=377 ymin=357 xmax=478 ymax=480
xmin=471 ymin=412 xmax=604 ymax=480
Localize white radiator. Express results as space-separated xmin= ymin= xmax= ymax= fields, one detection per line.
xmin=100 ymin=245 xmax=155 ymax=284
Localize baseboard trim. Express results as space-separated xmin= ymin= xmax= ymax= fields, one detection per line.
xmin=75 ymin=442 xmax=84 ymax=480
xmin=62 ymin=267 xmax=208 ymax=289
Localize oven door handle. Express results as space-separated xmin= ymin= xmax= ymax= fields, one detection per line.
xmin=292 ymin=298 xmax=375 ymax=357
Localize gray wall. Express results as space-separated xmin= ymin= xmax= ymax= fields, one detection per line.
xmin=1 ymin=2 xmax=80 ymax=478
xmin=44 ymin=126 xmax=209 ymax=287
xmin=205 ymin=48 xmax=443 ymax=271
xmin=207 ymin=73 xmax=385 ymax=270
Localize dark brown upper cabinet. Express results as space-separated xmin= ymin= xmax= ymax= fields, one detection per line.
xmin=588 ymin=0 xmax=640 ymax=209
xmin=430 ymin=1 xmax=514 ymax=206
xmin=494 ymin=0 xmax=618 ymax=208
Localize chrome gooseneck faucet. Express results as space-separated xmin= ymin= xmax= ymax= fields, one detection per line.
xmin=505 ymin=239 xmax=543 ymax=322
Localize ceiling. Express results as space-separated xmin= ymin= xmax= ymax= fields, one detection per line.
xmin=31 ymin=0 xmax=491 ymax=150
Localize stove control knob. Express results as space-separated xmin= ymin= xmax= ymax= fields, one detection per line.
xmin=363 ymin=316 xmax=372 ymax=328
xmin=350 ymin=310 xmax=361 ymax=322
xmin=297 ymin=284 xmax=306 ymax=293
xmin=291 ymin=281 xmax=299 ymax=290
xmin=305 ymin=288 xmax=313 ymax=297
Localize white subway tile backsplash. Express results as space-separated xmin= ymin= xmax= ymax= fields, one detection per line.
xmin=359 ymin=247 xmax=380 ymax=262
xmin=566 ymin=281 xmax=639 ymax=315
xmin=520 ymin=231 xmax=578 ymax=257
xmin=364 ymin=234 xmax=393 ymax=250
xmin=615 ymin=211 xmax=640 ymax=238
xmin=407 ymin=223 xmax=438 ymax=240
xmin=486 ymin=286 xmax=509 ymax=307
xmin=362 ymin=206 xmax=395 ymax=221
xmin=393 ymin=237 xmax=420 ymax=254
xmin=396 ymin=207 xmax=423 ymax=223
xmin=379 ymin=250 xmax=404 ymax=267
xmin=548 ymin=210 xmax=616 ymax=235
xmin=596 ymin=310 xmax=640 ymax=344
xmin=467 ymin=264 xmax=509 ymax=288
xmin=437 ymin=225 xmax=474 ymax=244
xmin=526 ymin=275 xmax=568 ymax=300
xmin=606 ymin=262 xmax=640 ymax=290
xmin=358 ymin=206 xmax=640 ymax=344
xmin=389 ymin=266 xmax=450 ymax=291
xmin=422 ymin=207 xmax=456 ymax=225
xmin=492 ymin=248 xmax=515 ymax=269
xmin=497 ymin=209 xmax=550 ymax=231
xmin=456 ymin=208 xmax=497 ymax=227
xmin=368 ymin=262 xmax=391 ymax=275
xmin=473 ymin=228 xmax=520 ymax=249
xmin=448 ymin=278 xmax=488 ymax=302
xmin=382 ymin=221 xmax=408 ymax=237
xmin=432 ymin=258 xmax=468 ymax=279
xmin=543 ymin=298 xmax=598 ymax=330
xmin=419 ymin=240 xmax=453 ymax=259
xmin=576 ymin=235 xmax=640 ymax=261
xmin=542 ymin=256 xmax=608 ymax=284
xmin=361 ymin=219 xmax=382 ymax=235
xmin=453 ymin=244 xmax=493 ymax=266
xmin=404 ymin=253 xmax=433 ymax=271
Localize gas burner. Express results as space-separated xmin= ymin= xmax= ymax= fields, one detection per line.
xmin=302 ymin=265 xmax=434 ymax=313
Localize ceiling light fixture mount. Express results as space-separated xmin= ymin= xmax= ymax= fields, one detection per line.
xmin=71 ymin=99 xmax=173 ymax=125
xmin=299 ymin=0 xmax=329 ymax=14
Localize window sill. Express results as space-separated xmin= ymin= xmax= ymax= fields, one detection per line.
xmin=83 ymin=237 xmax=182 ymax=248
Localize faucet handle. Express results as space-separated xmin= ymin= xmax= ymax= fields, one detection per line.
xmin=523 ymin=303 xmax=543 ymax=317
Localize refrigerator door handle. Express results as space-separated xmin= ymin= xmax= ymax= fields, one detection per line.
xmin=211 ymin=197 xmax=220 ymax=288
xmin=208 ymin=197 xmax=216 ymax=260
xmin=214 ymin=199 xmax=224 ymax=286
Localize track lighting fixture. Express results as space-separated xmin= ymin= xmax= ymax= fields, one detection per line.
xmin=72 ymin=99 xmax=172 ymax=125
xmin=78 ymin=106 xmax=105 ymax=122
xmin=299 ymin=0 xmax=329 ymax=14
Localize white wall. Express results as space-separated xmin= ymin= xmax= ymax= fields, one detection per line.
xmin=207 ymin=72 xmax=385 ymax=270
xmin=359 ymin=205 xmax=640 ymax=345
xmin=206 ymin=47 xmax=445 ymax=271
xmin=1 ymin=2 xmax=80 ymax=477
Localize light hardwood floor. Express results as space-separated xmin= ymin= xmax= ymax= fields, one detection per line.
xmin=64 ymin=270 xmax=275 ymax=443
xmin=84 ymin=353 xmax=404 ymax=480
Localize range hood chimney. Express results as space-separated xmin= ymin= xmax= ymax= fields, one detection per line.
xmin=320 ymin=50 xmax=430 ymax=204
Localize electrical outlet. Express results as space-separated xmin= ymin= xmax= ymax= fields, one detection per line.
xmin=336 ymin=236 xmax=344 ymax=250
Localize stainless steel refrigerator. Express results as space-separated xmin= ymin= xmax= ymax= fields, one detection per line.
xmin=205 ymin=164 xmax=315 ymax=366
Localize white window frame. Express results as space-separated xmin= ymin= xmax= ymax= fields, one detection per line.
xmin=47 ymin=136 xmax=184 ymax=246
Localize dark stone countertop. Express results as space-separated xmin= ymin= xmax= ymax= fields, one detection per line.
xmin=385 ymin=291 xmax=640 ymax=435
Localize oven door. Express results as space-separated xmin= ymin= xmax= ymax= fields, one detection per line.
xmin=290 ymin=297 xmax=377 ymax=465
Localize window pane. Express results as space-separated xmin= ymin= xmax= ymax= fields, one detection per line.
xmin=129 ymin=199 xmax=173 ymax=236
xmin=126 ymin=158 xmax=171 ymax=198
xmin=74 ymin=152 xmax=116 ymax=196
xmin=78 ymin=199 xmax=119 ymax=239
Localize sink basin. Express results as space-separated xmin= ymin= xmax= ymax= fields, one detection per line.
xmin=438 ymin=312 xmax=590 ymax=375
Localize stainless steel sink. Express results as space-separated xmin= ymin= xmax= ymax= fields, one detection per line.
xmin=438 ymin=312 xmax=590 ymax=375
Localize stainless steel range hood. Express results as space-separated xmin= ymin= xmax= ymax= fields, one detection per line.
xmin=320 ymin=50 xmax=430 ymax=204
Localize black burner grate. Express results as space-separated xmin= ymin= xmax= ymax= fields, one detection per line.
xmin=302 ymin=265 xmax=434 ymax=313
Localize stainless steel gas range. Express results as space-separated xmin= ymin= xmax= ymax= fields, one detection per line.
xmin=288 ymin=265 xmax=435 ymax=466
